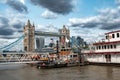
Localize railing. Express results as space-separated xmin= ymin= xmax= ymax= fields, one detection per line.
xmin=0 ymin=52 xmax=39 ymax=63
xmin=81 ymin=50 xmax=95 ymax=53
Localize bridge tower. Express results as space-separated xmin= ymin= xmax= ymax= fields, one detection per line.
xmin=59 ymin=25 xmax=70 ymax=48
xmin=23 ymin=20 xmax=35 ymax=52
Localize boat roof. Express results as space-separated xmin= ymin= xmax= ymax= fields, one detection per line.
xmin=105 ymin=30 xmax=120 ymax=35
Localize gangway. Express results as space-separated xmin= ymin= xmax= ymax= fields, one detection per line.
xmin=0 ymin=52 xmax=47 ymax=65
xmin=0 ymin=61 xmax=40 ymax=65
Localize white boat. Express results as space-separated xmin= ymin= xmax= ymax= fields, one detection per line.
xmin=82 ymin=30 xmax=120 ymax=65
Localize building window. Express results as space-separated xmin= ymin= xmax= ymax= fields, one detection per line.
xmin=117 ymin=33 xmax=119 ymax=38
xmin=112 ymin=34 xmax=115 ymax=38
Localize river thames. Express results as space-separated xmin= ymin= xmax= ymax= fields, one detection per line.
xmin=0 ymin=64 xmax=120 ymax=80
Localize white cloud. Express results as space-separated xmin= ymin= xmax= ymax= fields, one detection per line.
xmin=19 ymin=0 xmax=25 ymax=4
xmin=41 ymin=10 xmax=58 ymax=19
xmin=35 ymin=24 xmax=46 ymax=31
xmin=36 ymin=24 xmax=58 ymax=32
xmin=0 ymin=9 xmax=26 ymax=37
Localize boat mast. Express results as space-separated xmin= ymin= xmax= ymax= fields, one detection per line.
xmin=56 ymin=40 xmax=59 ymax=58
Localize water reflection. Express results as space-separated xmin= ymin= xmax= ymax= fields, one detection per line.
xmin=0 ymin=65 xmax=120 ymax=80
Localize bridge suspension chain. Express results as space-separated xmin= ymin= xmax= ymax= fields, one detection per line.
xmin=0 ymin=35 xmax=25 ymax=51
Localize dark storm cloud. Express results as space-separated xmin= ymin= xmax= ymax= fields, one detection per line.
xmin=82 ymin=23 xmax=100 ymax=28
xmin=70 ymin=20 xmax=120 ymax=30
xmin=13 ymin=23 xmax=22 ymax=29
xmin=0 ymin=16 xmax=9 ymax=24
xmin=6 ymin=0 xmax=28 ymax=13
xmin=0 ymin=16 xmax=24 ymax=36
xmin=30 ymin=0 xmax=74 ymax=15
xmin=12 ymin=21 xmax=24 ymax=29
xmin=0 ymin=27 xmax=14 ymax=35
xmin=100 ymin=22 xmax=120 ymax=30
xmin=17 ymin=30 xmax=23 ymax=33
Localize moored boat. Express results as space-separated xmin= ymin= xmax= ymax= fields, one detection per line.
xmin=36 ymin=48 xmax=79 ymax=68
xmin=36 ymin=58 xmax=67 ymax=69
xmin=82 ymin=30 xmax=120 ymax=65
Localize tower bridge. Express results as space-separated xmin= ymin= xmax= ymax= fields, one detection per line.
xmin=0 ymin=20 xmax=70 ymax=64
xmin=0 ymin=20 xmax=70 ymax=52
xmin=23 ymin=20 xmax=70 ymax=52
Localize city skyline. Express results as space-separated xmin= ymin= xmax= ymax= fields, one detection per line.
xmin=0 ymin=0 xmax=120 ymax=43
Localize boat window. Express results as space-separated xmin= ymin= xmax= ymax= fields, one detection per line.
xmin=99 ymin=46 xmax=101 ymax=49
xmin=110 ymin=45 xmax=113 ymax=49
xmin=112 ymin=34 xmax=115 ymax=38
xmin=117 ymin=33 xmax=119 ymax=38
xmin=114 ymin=45 xmax=116 ymax=48
xmin=42 ymin=55 xmax=46 ymax=58
xmin=102 ymin=46 xmax=104 ymax=49
xmin=106 ymin=35 xmax=108 ymax=39
xmin=96 ymin=46 xmax=98 ymax=50
xmin=107 ymin=45 xmax=109 ymax=49
xmin=70 ymin=55 xmax=72 ymax=57
xmin=104 ymin=45 xmax=106 ymax=49
xmin=73 ymin=55 xmax=77 ymax=57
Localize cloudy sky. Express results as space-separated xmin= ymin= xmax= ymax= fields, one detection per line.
xmin=0 ymin=0 xmax=120 ymax=43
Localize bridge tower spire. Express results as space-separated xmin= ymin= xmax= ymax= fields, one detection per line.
xmin=23 ymin=20 xmax=35 ymax=52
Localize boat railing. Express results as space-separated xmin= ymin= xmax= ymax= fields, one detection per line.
xmin=81 ymin=50 xmax=94 ymax=53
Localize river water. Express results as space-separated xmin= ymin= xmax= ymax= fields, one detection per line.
xmin=0 ymin=64 xmax=120 ymax=80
